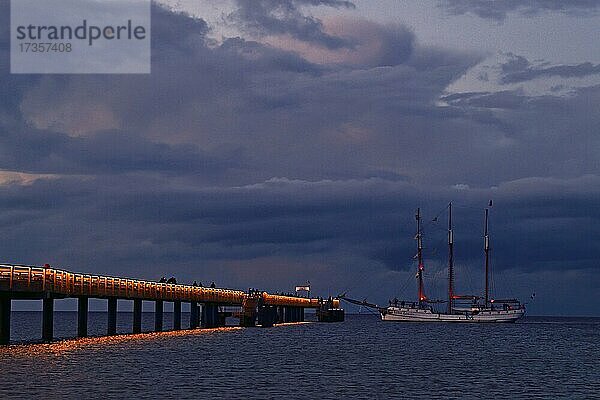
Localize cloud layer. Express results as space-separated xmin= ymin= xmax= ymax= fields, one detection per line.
xmin=0 ymin=2 xmax=598 ymax=314
xmin=499 ymin=53 xmax=600 ymax=84
xmin=439 ymin=0 xmax=600 ymax=21
xmin=230 ymin=0 xmax=355 ymax=48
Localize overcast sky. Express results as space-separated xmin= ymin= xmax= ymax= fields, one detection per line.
xmin=1 ymin=1 xmax=599 ymax=315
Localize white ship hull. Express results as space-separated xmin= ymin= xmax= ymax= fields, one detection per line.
xmin=381 ymin=306 xmax=525 ymax=323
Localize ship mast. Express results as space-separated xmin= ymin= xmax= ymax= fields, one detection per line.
xmin=447 ymin=202 xmax=454 ymax=314
xmin=416 ymin=208 xmax=425 ymax=304
xmin=484 ymin=207 xmax=490 ymax=307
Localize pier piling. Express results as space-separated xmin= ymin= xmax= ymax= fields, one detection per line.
xmin=155 ymin=300 xmax=163 ymax=332
xmin=257 ymin=305 xmax=268 ymax=327
xmin=201 ymin=303 xmax=209 ymax=328
xmin=258 ymin=305 xmax=278 ymax=327
xmin=0 ymin=297 xmax=10 ymax=345
xmin=202 ymin=303 xmax=219 ymax=328
xmin=173 ymin=300 xmax=182 ymax=330
xmin=107 ymin=298 xmax=118 ymax=335
xmin=189 ymin=301 xmax=199 ymax=329
xmin=77 ymin=297 xmax=88 ymax=337
xmin=284 ymin=306 xmax=291 ymax=323
xmin=133 ymin=299 xmax=142 ymax=334
xmin=42 ymin=297 xmax=54 ymax=342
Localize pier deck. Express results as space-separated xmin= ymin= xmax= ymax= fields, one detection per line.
xmin=0 ymin=264 xmax=343 ymax=344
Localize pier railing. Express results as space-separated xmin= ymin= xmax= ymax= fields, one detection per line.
xmin=0 ymin=264 xmax=320 ymax=307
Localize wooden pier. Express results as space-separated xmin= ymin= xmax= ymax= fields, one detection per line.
xmin=0 ymin=264 xmax=344 ymax=344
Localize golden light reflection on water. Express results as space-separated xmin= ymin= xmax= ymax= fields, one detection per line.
xmin=0 ymin=327 xmax=243 ymax=358
xmin=271 ymin=322 xmax=311 ymax=327
xmin=0 ymin=322 xmax=312 ymax=358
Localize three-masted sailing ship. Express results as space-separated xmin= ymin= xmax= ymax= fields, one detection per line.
xmin=342 ymin=203 xmax=525 ymax=323
xmin=381 ymin=203 xmax=525 ymax=322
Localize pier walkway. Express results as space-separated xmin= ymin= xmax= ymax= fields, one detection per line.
xmin=0 ymin=264 xmax=343 ymax=344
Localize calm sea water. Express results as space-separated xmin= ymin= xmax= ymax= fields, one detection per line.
xmin=1 ymin=313 xmax=599 ymax=399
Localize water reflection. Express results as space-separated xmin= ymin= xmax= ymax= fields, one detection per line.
xmin=1 ymin=315 xmax=598 ymax=399
xmin=1 ymin=327 xmax=242 ymax=357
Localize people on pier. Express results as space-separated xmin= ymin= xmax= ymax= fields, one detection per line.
xmin=159 ymin=276 xmax=167 ymax=283
xmin=192 ymin=281 xmax=198 ymax=286
xmin=167 ymin=277 xmax=177 ymax=284
xmin=210 ymin=282 xmax=216 ymax=288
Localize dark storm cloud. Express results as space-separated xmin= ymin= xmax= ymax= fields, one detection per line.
xmin=11 ymin=13 xmax=482 ymax=183
xmin=230 ymin=0 xmax=355 ymax=48
xmin=312 ymin=20 xmax=416 ymax=67
xmin=498 ymin=53 xmax=600 ymax=84
xmin=438 ymin=0 xmax=600 ymax=20
xmin=1 ymin=174 xmax=598 ymax=313
xmin=0 ymin=126 xmax=242 ymax=176
xmin=0 ymin=3 xmax=41 ymax=120
xmin=0 ymin=2 xmax=599 ymax=313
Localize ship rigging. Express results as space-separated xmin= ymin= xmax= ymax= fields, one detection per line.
xmin=341 ymin=202 xmax=525 ymax=323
